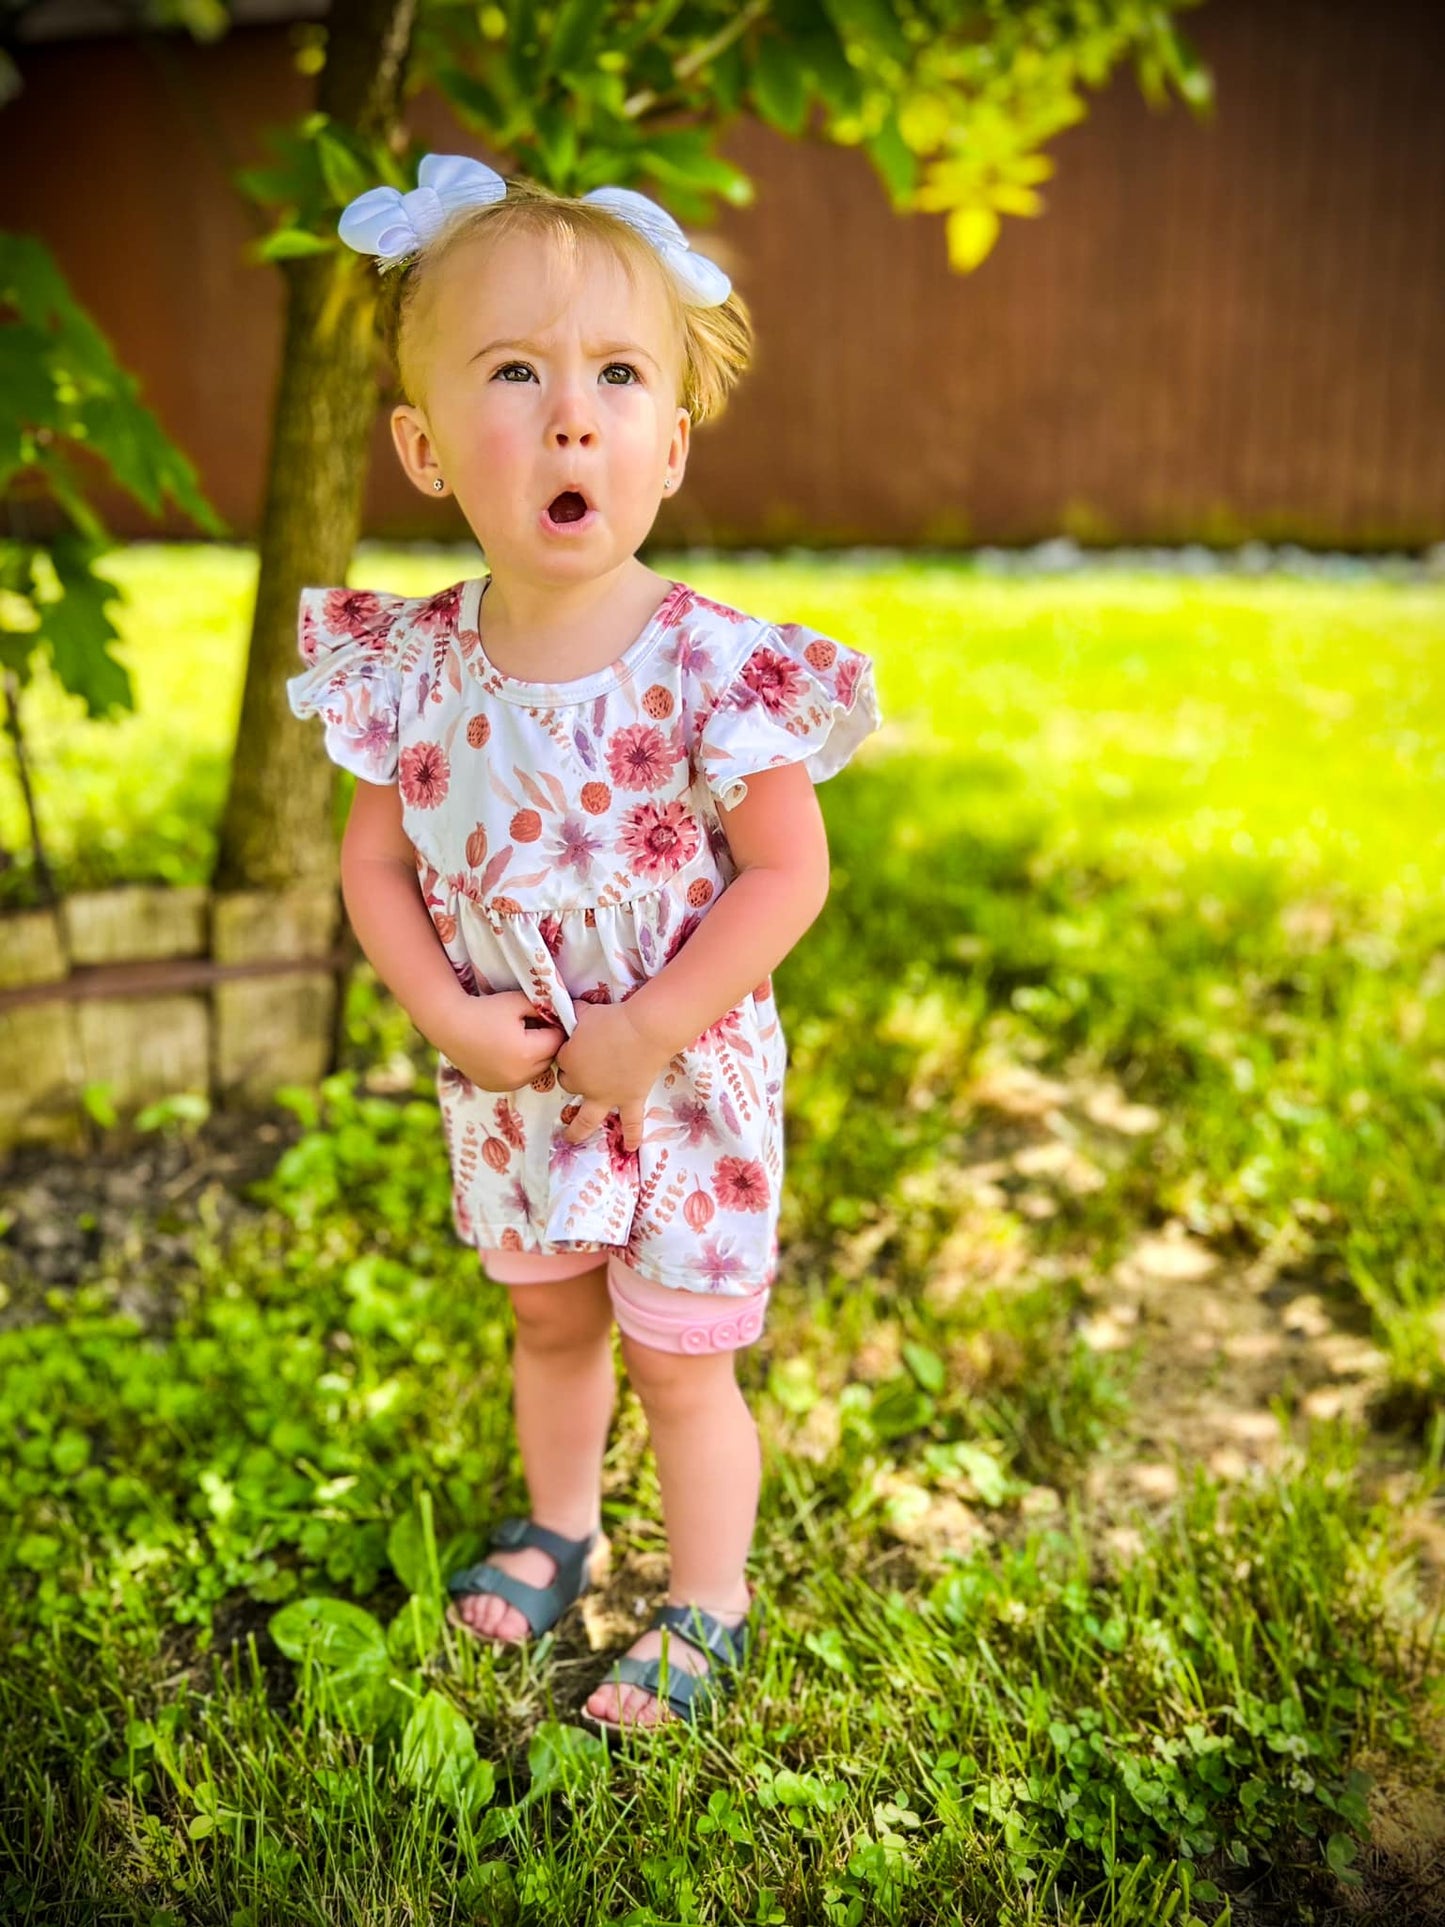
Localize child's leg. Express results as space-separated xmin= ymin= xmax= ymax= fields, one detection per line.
xmin=584 ymin=1277 xmax=765 ymax=1726
xmin=456 ymin=1260 xmax=615 ymax=1641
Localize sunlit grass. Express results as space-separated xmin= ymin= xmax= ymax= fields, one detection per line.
xmin=4 ymin=543 xmax=1443 ymax=904
xmin=2 ymin=542 xmax=1442 ymax=1923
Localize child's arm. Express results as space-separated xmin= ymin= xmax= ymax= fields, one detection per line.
xmin=623 ymin=762 xmax=831 ymax=1059
xmin=339 ymin=780 xmax=477 ymax=1057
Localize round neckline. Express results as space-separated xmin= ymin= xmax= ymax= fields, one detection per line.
xmin=460 ymin=575 xmax=689 ymax=704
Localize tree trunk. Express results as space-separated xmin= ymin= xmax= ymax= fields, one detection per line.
xmin=213 ymin=0 xmax=417 ymax=892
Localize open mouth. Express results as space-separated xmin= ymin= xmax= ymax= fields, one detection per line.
xmin=547 ymin=490 xmax=590 ymax=524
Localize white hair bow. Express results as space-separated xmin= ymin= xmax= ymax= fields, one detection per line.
xmin=337 ymin=153 xmax=507 ymax=262
xmin=337 ymin=152 xmax=731 ymax=306
xmin=578 ymin=184 xmax=731 ymax=305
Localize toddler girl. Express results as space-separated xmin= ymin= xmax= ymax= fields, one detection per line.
xmin=286 ymin=153 xmax=882 ymax=1731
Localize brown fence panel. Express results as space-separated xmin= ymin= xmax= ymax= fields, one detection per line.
xmin=2 ymin=0 xmax=1442 ymax=547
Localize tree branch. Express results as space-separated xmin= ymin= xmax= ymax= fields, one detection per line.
xmin=622 ymin=0 xmax=772 ymax=121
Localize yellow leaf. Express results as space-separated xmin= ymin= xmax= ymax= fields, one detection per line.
xmin=991 ymin=183 xmax=1044 ymax=217
xmin=946 ymin=205 xmax=1000 ymax=272
xmin=1005 ymin=152 xmax=1055 ymax=185
xmin=898 ymin=91 xmax=954 ymax=153
xmin=914 ymin=157 xmax=979 ymax=212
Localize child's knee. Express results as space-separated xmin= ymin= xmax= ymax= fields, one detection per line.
xmin=509 ymin=1271 xmax=612 ymax=1351
xmin=620 ymin=1330 xmax=735 ymax=1410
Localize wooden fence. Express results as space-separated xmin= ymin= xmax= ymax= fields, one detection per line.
xmin=2 ymin=0 xmax=1442 ymax=548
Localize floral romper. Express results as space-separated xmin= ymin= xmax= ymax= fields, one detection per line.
xmin=286 ymin=572 xmax=882 ymax=1302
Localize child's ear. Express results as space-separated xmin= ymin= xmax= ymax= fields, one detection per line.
xmin=391 ymin=402 xmax=444 ymax=496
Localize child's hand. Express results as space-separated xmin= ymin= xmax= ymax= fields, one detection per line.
xmin=437 ymin=990 xmax=565 ymax=1092
xmin=553 ymin=1001 xmax=674 ymax=1153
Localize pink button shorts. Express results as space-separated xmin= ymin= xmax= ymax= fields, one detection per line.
xmin=479 ymin=1246 xmax=770 ymax=1356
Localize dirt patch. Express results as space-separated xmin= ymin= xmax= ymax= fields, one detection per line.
xmin=947 ymin=1055 xmax=1445 ymax=1922
xmin=0 ymin=1098 xmax=306 ymax=1329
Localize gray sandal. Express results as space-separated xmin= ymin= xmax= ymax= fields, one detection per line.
xmin=583 ymin=1599 xmax=763 ymax=1731
xmin=445 ymin=1516 xmax=601 ymax=1645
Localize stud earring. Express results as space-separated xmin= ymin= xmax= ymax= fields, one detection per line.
xmin=663 ymin=478 xmax=673 ymax=489
xmin=433 ymin=477 xmax=444 ymax=491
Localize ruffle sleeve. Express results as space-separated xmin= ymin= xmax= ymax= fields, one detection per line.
xmin=285 ymin=586 xmax=411 ymax=785
xmin=697 ymin=620 xmax=883 ymax=811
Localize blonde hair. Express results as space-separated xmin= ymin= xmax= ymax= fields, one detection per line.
xmin=377 ymin=173 xmax=753 ymax=426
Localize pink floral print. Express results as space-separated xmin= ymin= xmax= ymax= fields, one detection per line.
xmin=619 ymin=800 xmax=702 ymax=881
xmin=400 ymin=741 xmax=450 ymax=808
xmin=606 ymin=722 xmax=677 ymax=788
xmin=287 ymin=572 xmax=882 ymax=1296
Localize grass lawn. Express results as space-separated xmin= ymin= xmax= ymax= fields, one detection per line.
xmin=1 ymin=543 xmax=1442 ymax=1924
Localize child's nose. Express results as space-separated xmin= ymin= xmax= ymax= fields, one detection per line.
xmin=548 ymin=386 xmax=598 ymax=443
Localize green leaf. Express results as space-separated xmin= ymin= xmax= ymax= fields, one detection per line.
xmin=820 ymin=0 xmax=910 ymax=66
xmin=867 ymin=1377 xmax=934 ymax=1441
xmin=270 ymin=1595 xmax=388 ymax=1669
xmin=505 ymin=0 xmax=542 ymax=94
xmin=1325 ymin=1833 xmax=1360 ymax=1880
xmin=80 ymin=1083 xmax=119 ymax=1129
xmin=751 ymin=36 xmax=810 ymax=136
xmin=614 ymin=0 xmax=688 ymax=57
xmin=256 ymin=228 xmax=335 ymax=261
xmin=386 ymin=1497 xmax=438 ymax=1596
xmin=233 ymin=160 xmax=302 ymax=208
xmin=797 ymin=27 xmax=865 ymax=119
xmin=639 ymin=129 xmax=753 ymax=203
xmin=434 ymin=66 xmax=509 ymax=133
xmin=399 ymin=1690 xmax=493 ymax=1814
xmin=72 ymin=393 xmax=157 ymax=517
xmin=532 ymin=98 xmax=580 ymax=186
xmin=769 ymin=1356 xmax=818 ymax=1415
xmin=15 ymin=1533 xmax=62 ymax=1569
xmin=386 ymin=1593 xmax=446 ymax=1666
xmin=42 ymin=450 xmax=109 ymax=545
xmin=949 ymin=1442 xmax=1009 ymax=1507
xmin=268 ymin=1599 xmax=415 ymax=1738
xmin=313 ymin=125 xmax=373 ymax=206
xmin=864 ymin=109 xmax=918 ymax=202
xmin=231 ymin=119 xmax=323 ymax=216
xmin=525 ymin=1720 xmax=609 ymax=1798
xmin=803 ymin=1626 xmax=853 ymax=1675
xmin=0 ymin=320 xmax=61 ymax=443
xmin=708 ymin=38 xmax=747 ymax=115
xmin=902 ymin=1342 xmax=945 ymax=1393
xmin=36 ymin=544 xmax=134 ymax=719
xmin=542 ymin=0 xmax=609 ymax=76
xmin=0 ymin=233 xmax=225 ymax=539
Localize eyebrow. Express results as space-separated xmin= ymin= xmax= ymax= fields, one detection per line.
xmin=472 ymin=337 xmax=661 ymax=371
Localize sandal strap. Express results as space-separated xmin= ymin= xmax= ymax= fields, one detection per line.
xmin=651 ymin=1602 xmax=755 ymax=1670
xmin=608 ymin=1653 xmax=711 ymax=1722
xmin=446 ymin=1517 xmax=598 ymax=1635
xmin=445 ymin=1560 xmax=567 ymax=1635
xmin=489 ymin=1515 xmax=598 ymax=1566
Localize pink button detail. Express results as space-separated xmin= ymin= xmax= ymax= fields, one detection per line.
xmin=681 ymin=1327 xmax=710 ymax=1353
